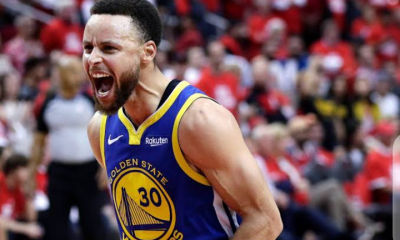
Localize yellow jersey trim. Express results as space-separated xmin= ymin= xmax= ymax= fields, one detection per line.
xmin=99 ymin=114 xmax=108 ymax=168
xmin=172 ymin=93 xmax=211 ymax=186
xmin=118 ymin=81 xmax=190 ymax=145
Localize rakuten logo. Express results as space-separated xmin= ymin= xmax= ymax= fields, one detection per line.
xmin=145 ymin=137 xmax=169 ymax=147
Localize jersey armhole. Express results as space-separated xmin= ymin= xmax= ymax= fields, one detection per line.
xmin=172 ymin=94 xmax=218 ymax=186
xmin=99 ymin=114 xmax=108 ymax=169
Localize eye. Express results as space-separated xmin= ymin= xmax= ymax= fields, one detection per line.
xmin=102 ymin=46 xmax=117 ymax=52
xmin=83 ymin=45 xmax=93 ymax=53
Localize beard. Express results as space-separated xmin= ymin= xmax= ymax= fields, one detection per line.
xmin=93 ymin=68 xmax=140 ymax=115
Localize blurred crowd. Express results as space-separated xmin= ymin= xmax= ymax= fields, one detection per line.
xmin=0 ymin=0 xmax=399 ymax=240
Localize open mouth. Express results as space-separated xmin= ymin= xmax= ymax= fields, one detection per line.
xmin=92 ymin=72 xmax=114 ymax=98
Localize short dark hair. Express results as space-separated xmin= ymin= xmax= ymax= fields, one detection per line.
xmin=24 ymin=57 xmax=47 ymax=76
xmin=3 ymin=154 xmax=28 ymax=176
xmin=91 ymin=0 xmax=163 ymax=47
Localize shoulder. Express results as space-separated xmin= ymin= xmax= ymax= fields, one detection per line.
xmin=180 ymin=98 xmax=236 ymax=136
xmin=178 ymin=98 xmax=242 ymax=168
xmin=33 ymin=91 xmax=56 ymax=118
xmin=87 ymin=111 xmax=103 ymax=139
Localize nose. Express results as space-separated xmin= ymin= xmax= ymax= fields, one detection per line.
xmin=87 ymin=48 xmax=102 ymax=66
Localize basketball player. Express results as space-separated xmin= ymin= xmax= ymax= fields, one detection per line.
xmin=84 ymin=0 xmax=282 ymax=239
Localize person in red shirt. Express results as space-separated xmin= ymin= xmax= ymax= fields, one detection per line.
xmin=3 ymin=16 xmax=45 ymax=75
xmin=245 ymin=57 xmax=295 ymax=124
xmin=0 ymin=154 xmax=42 ymax=240
xmin=271 ymin=0 xmax=306 ymax=35
xmin=40 ymin=1 xmax=83 ymax=55
xmin=252 ymin=123 xmax=367 ymax=233
xmin=362 ymin=120 xmax=397 ymax=239
xmin=364 ymin=120 xmax=396 ymax=204
xmin=351 ymin=4 xmax=385 ymax=46
xmin=310 ymin=20 xmax=357 ymax=76
xmin=386 ymin=7 xmax=400 ymax=45
xmin=195 ymin=41 xmax=241 ymax=117
xmin=246 ymin=1 xmax=286 ymax=59
xmin=174 ymin=17 xmax=204 ymax=56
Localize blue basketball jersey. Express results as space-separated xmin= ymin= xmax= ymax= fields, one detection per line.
xmin=100 ymin=81 xmax=240 ymax=240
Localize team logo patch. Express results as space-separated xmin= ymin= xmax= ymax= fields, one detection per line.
xmin=112 ymin=167 xmax=176 ymax=240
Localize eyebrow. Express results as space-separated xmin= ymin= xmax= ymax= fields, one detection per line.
xmin=82 ymin=40 xmax=121 ymax=46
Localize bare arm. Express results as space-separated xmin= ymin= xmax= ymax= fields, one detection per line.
xmin=87 ymin=111 xmax=105 ymax=168
xmin=28 ymin=132 xmax=47 ymax=193
xmin=24 ymin=196 xmax=37 ymax=222
xmin=30 ymin=133 xmax=46 ymax=170
xmin=87 ymin=112 xmax=109 ymax=189
xmin=0 ymin=218 xmax=42 ymax=239
xmin=179 ymin=99 xmax=282 ymax=240
xmin=0 ymin=220 xmax=6 ymax=240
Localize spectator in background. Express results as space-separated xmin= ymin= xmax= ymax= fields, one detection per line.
xmin=223 ymin=46 xmax=253 ymax=88
xmin=246 ymin=0 xmax=285 ymax=58
xmin=298 ymin=61 xmax=339 ymax=151
xmin=0 ymin=0 xmax=398 ymax=239
xmin=264 ymin=35 xmax=307 ymax=102
xmin=19 ymin=57 xmax=48 ymax=101
xmin=0 ymin=72 xmax=35 ymax=158
xmin=251 ymin=123 xmax=355 ymax=240
xmin=371 ymin=71 xmax=400 ymax=119
xmin=261 ymin=18 xmax=288 ymax=61
xmin=301 ymin=75 xmax=351 ymax=145
xmin=40 ymin=1 xmax=83 ymax=55
xmin=29 ymin=55 xmax=110 ymax=240
xmin=246 ymin=57 xmax=294 ymax=124
xmin=311 ymin=19 xmax=357 ymax=77
xmin=183 ymin=46 xmax=207 ymax=85
xmin=174 ymin=17 xmax=204 ymax=57
xmin=288 ymin=115 xmax=360 ymax=184
xmin=3 ymin=16 xmax=44 ymax=75
xmin=271 ymin=0 xmax=307 ymax=35
xmin=196 ymin=41 xmax=241 ymax=116
xmin=362 ymin=120 xmax=397 ymax=240
xmin=385 ymin=7 xmax=400 ymax=46
xmin=0 ymin=154 xmax=43 ymax=240
xmin=351 ymin=78 xmax=380 ymax=134
xmin=356 ymin=44 xmax=380 ymax=88
xmin=364 ymin=121 xmax=396 ymax=204
xmin=219 ymin=22 xmax=247 ymax=58
xmin=0 ymin=36 xmax=16 ymax=77
xmin=267 ymin=123 xmax=368 ymax=233
xmin=288 ymin=35 xmax=309 ymax=71
xmin=351 ymin=4 xmax=384 ymax=46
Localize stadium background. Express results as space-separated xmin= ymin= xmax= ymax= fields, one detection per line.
xmin=0 ymin=0 xmax=398 ymax=239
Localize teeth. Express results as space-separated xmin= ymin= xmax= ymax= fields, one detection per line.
xmin=98 ymin=90 xmax=109 ymax=97
xmin=92 ymin=73 xmax=111 ymax=78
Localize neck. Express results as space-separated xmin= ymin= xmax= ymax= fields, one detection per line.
xmin=323 ymin=38 xmax=337 ymax=46
xmin=59 ymin=87 xmax=79 ymax=99
xmin=123 ymin=67 xmax=170 ymax=127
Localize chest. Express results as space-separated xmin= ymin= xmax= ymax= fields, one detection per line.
xmin=44 ymin=96 xmax=94 ymax=129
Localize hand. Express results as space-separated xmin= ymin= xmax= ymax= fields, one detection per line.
xmin=23 ymin=223 xmax=43 ymax=239
xmin=96 ymin=167 xmax=108 ymax=190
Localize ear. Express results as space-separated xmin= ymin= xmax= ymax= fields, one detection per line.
xmin=140 ymin=41 xmax=157 ymax=64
